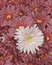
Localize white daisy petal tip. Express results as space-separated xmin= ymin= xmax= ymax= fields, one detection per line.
xmin=14 ymin=24 xmax=44 ymax=54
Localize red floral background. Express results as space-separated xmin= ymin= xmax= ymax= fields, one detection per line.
xmin=0 ymin=0 xmax=52 ymax=65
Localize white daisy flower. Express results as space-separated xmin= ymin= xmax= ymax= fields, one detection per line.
xmin=0 ymin=33 xmax=5 ymax=42
xmin=14 ymin=24 xmax=44 ymax=54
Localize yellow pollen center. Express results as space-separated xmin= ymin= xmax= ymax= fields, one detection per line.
xmin=6 ymin=14 xmax=12 ymax=20
xmin=37 ymin=19 xmax=43 ymax=23
xmin=19 ymin=12 xmax=23 ymax=16
xmin=34 ymin=7 xmax=39 ymax=11
xmin=26 ymin=36 xmax=32 ymax=43
xmin=10 ymin=54 xmax=14 ymax=61
xmin=47 ymin=36 xmax=50 ymax=41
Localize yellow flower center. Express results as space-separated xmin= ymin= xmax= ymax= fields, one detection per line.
xmin=37 ymin=19 xmax=43 ymax=23
xmin=34 ymin=7 xmax=39 ymax=11
xmin=19 ymin=12 xmax=23 ymax=15
xmin=47 ymin=36 xmax=50 ymax=41
xmin=26 ymin=36 xmax=32 ymax=43
xmin=5 ymin=13 xmax=13 ymax=20
xmin=19 ymin=12 xmax=23 ymax=17
xmin=7 ymin=14 xmax=12 ymax=20
xmin=10 ymin=54 xmax=14 ymax=61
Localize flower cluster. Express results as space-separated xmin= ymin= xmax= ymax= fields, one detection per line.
xmin=0 ymin=0 xmax=52 ymax=65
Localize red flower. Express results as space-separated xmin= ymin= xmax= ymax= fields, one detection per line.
xmin=43 ymin=0 xmax=52 ymax=14
xmin=0 ymin=0 xmax=52 ymax=65
xmin=0 ymin=0 xmax=7 ymax=9
xmin=0 ymin=5 xmax=19 ymax=27
xmin=44 ymin=32 xmax=52 ymax=43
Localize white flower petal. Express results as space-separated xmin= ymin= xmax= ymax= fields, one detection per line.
xmin=14 ymin=24 xmax=44 ymax=54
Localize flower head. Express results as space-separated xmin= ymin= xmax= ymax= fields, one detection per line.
xmin=14 ymin=24 xmax=44 ymax=54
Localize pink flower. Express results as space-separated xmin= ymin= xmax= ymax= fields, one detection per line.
xmin=0 ymin=0 xmax=7 ymax=9
xmin=0 ymin=5 xmax=19 ymax=27
xmin=0 ymin=0 xmax=52 ymax=65
xmin=43 ymin=0 xmax=52 ymax=14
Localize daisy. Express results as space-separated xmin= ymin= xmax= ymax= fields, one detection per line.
xmin=14 ymin=24 xmax=44 ymax=54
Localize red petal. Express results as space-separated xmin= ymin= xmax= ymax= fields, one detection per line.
xmin=16 ymin=21 xmax=27 ymax=28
